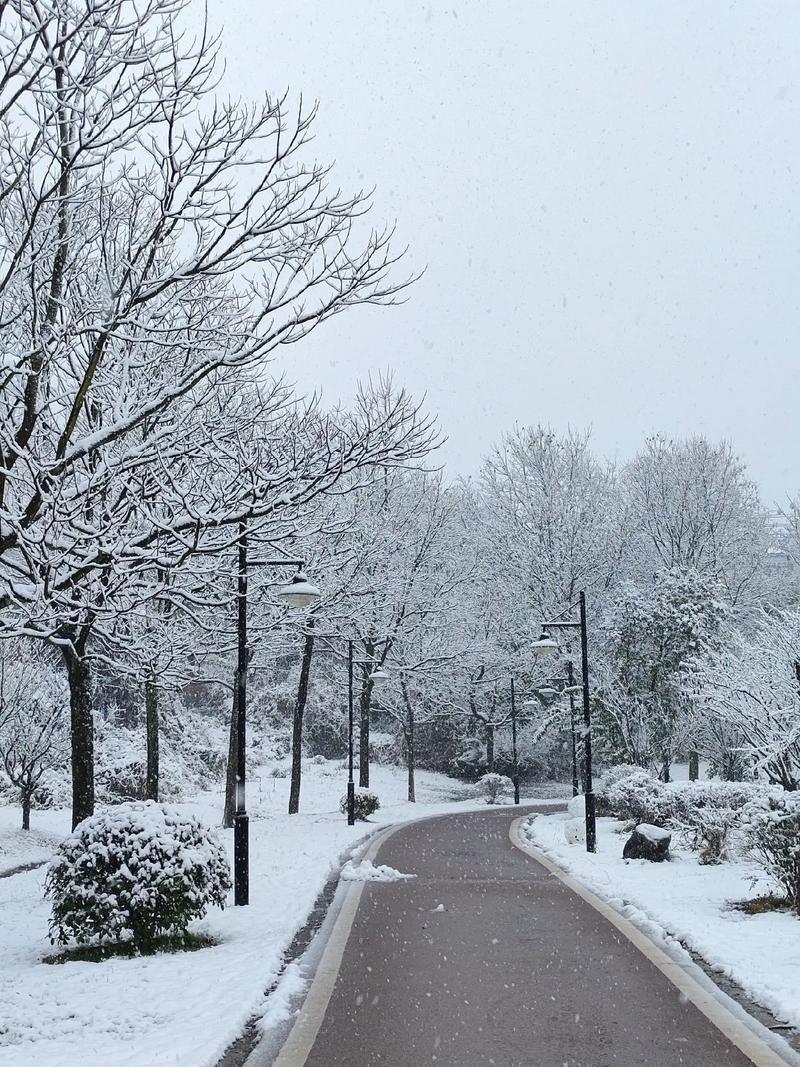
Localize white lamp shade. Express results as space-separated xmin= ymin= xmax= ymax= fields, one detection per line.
xmin=369 ymin=667 xmax=390 ymax=686
xmin=532 ymin=634 xmax=559 ymax=659
xmin=275 ymin=572 xmax=321 ymax=609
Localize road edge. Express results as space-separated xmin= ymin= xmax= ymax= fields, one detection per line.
xmin=269 ymin=820 xmax=406 ymax=1066
xmin=510 ymin=815 xmax=800 ymax=1067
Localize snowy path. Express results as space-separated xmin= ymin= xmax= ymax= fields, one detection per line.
xmin=271 ymin=806 xmax=785 ymax=1067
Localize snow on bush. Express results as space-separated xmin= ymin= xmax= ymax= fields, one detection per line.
xmin=478 ymin=772 xmax=513 ymax=805
xmin=602 ymin=767 xmax=774 ymax=863
xmin=93 ymin=710 xmax=224 ymax=804
xmin=741 ymin=792 xmax=800 ymax=913
xmin=597 ymin=764 xmax=642 ymax=793
xmin=676 ymin=782 xmax=765 ymax=863
xmin=339 ymin=789 xmax=380 ymax=820
xmin=604 ymin=769 xmax=665 ymax=823
xmin=45 ymin=801 xmax=231 ymax=948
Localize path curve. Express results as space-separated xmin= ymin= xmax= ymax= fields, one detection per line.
xmin=270 ymin=806 xmax=794 ymax=1067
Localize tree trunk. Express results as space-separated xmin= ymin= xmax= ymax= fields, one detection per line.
xmin=223 ymin=682 xmax=238 ymax=828
xmin=486 ymin=723 xmax=495 ymax=774
xmin=358 ymin=679 xmax=373 ymax=788
xmin=402 ymin=683 xmax=416 ymax=803
xmin=661 ymin=754 xmax=671 ymax=783
xmin=688 ymin=749 xmax=699 ymax=781
xmin=145 ymin=675 xmax=159 ymax=801
xmin=358 ymin=644 xmax=375 ymax=788
xmin=62 ymin=641 xmax=94 ymax=830
xmin=21 ymin=790 xmax=32 ymax=831
xmin=289 ymin=621 xmax=315 ymax=815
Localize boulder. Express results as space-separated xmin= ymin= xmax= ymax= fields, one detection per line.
xmin=623 ymin=822 xmax=671 ymax=862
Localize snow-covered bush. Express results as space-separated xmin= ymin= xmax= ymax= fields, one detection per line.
xmin=45 ymin=802 xmax=231 ymax=949
xmin=603 ymin=772 xmax=775 ymax=863
xmin=478 ymin=772 xmax=513 ymax=805
xmin=680 ymin=802 xmax=738 ymax=864
xmin=598 ymin=764 xmax=642 ymax=793
xmin=339 ymin=789 xmax=380 ymax=820
xmin=450 ymin=737 xmax=486 ymax=780
xmin=94 ymin=712 xmax=222 ymax=804
xmin=595 ymin=764 xmax=642 ymax=813
xmin=740 ymin=793 xmax=800 ymax=913
xmin=604 ymin=770 xmax=665 ymax=823
xmin=667 ymin=781 xmax=768 ymax=862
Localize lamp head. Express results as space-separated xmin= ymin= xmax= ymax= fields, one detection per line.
xmin=275 ymin=571 xmax=321 ymax=609
xmin=532 ymin=631 xmax=559 ymax=659
xmin=368 ymin=666 xmax=390 ymax=686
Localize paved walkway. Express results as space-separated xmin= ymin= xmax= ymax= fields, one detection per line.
xmin=295 ymin=806 xmax=762 ymax=1067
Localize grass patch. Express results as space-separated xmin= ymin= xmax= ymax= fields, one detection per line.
xmin=728 ymin=894 xmax=793 ymax=916
xmin=43 ymin=931 xmax=218 ymax=964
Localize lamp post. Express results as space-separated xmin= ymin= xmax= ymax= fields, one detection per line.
xmin=532 ymin=590 xmax=596 ymax=853
xmin=345 ymin=643 xmax=389 ymax=825
xmin=233 ymin=528 xmax=320 ymax=907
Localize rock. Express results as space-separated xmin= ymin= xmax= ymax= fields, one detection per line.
xmin=567 ymin=794 xmax=586 ymax=819
xmin=564 ymin=817 xmax=586 ymax=845
xmin=623 ymin=822 xmax=671 ymax=862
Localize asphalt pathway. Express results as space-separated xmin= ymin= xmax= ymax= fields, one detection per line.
xmin=300 ymin=806 xmax=759 ymax=1067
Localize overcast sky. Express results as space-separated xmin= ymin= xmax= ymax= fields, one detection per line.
xmin=206 ymin=1 xmax=799 ymax=505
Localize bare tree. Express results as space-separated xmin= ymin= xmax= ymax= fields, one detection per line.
xmin=0 ymin=0 xmax=435 ymax=827
xmin=623 ymin=436 xmax=770 ymax=607
xmin=0 ymin=643 xmax=68 ymax=829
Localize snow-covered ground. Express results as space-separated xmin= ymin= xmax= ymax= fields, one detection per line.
xmin=524 ymin=810 xmax=800 ymax=1033
xmin=0 ymin=762 xmax=556 ymax=1067
xmin=0 ymin=812 xmax=65 ymax=876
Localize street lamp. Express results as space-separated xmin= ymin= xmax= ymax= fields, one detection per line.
xmin=275 ymin=570 xmax=322 ymax=609
xmin=233 ymin=526 xmax=321 ymax=906
xmin=345 ymin=645 xmax=389 ymax=825
xmin=534 ymin=591 xmax=597 ymax=853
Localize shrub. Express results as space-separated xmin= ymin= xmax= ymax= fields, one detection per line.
xmin=595 ymin=764 xmax=643 ymax=815
xmin=740 ymin=793 xmax=800 ymax=913
xmin=604 ymin=770 xmax=664 ymax=823
xmin=339 ymin=789 xmax=380 ymax=820
xmin=450 ymin=738 xmax=486 ymax=781
xmin=680 ymin=803 xmax=739 ymax=864
xmin=478 ymin=772 xmax=513 ymax=805
xmin=597 ymin=764 xmax=643 ymax=793
xmin=45 ymin=801 xmax=231 ymax=949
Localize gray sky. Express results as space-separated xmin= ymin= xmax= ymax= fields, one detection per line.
xmin=208 ymin=1 xmax=800 ymax=505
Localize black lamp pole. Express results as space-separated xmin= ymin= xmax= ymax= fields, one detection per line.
xmin=578 ymin=592 xmax=597 ymax=852
xmin=234 ymin=521 xmax=249 ymax=906
xmin=347 ymin=639 xmax=355 ymax=826
xmin=510 ymin=676 xmax=520 ymax=805
xmin=541 ymin=590 xmax=596 ymax=853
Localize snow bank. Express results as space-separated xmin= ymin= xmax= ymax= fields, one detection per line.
xmin=340 ymin=859 xmax=416 ymax=882
xmin=525 ymin=812 xmax=800 ymax=1031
